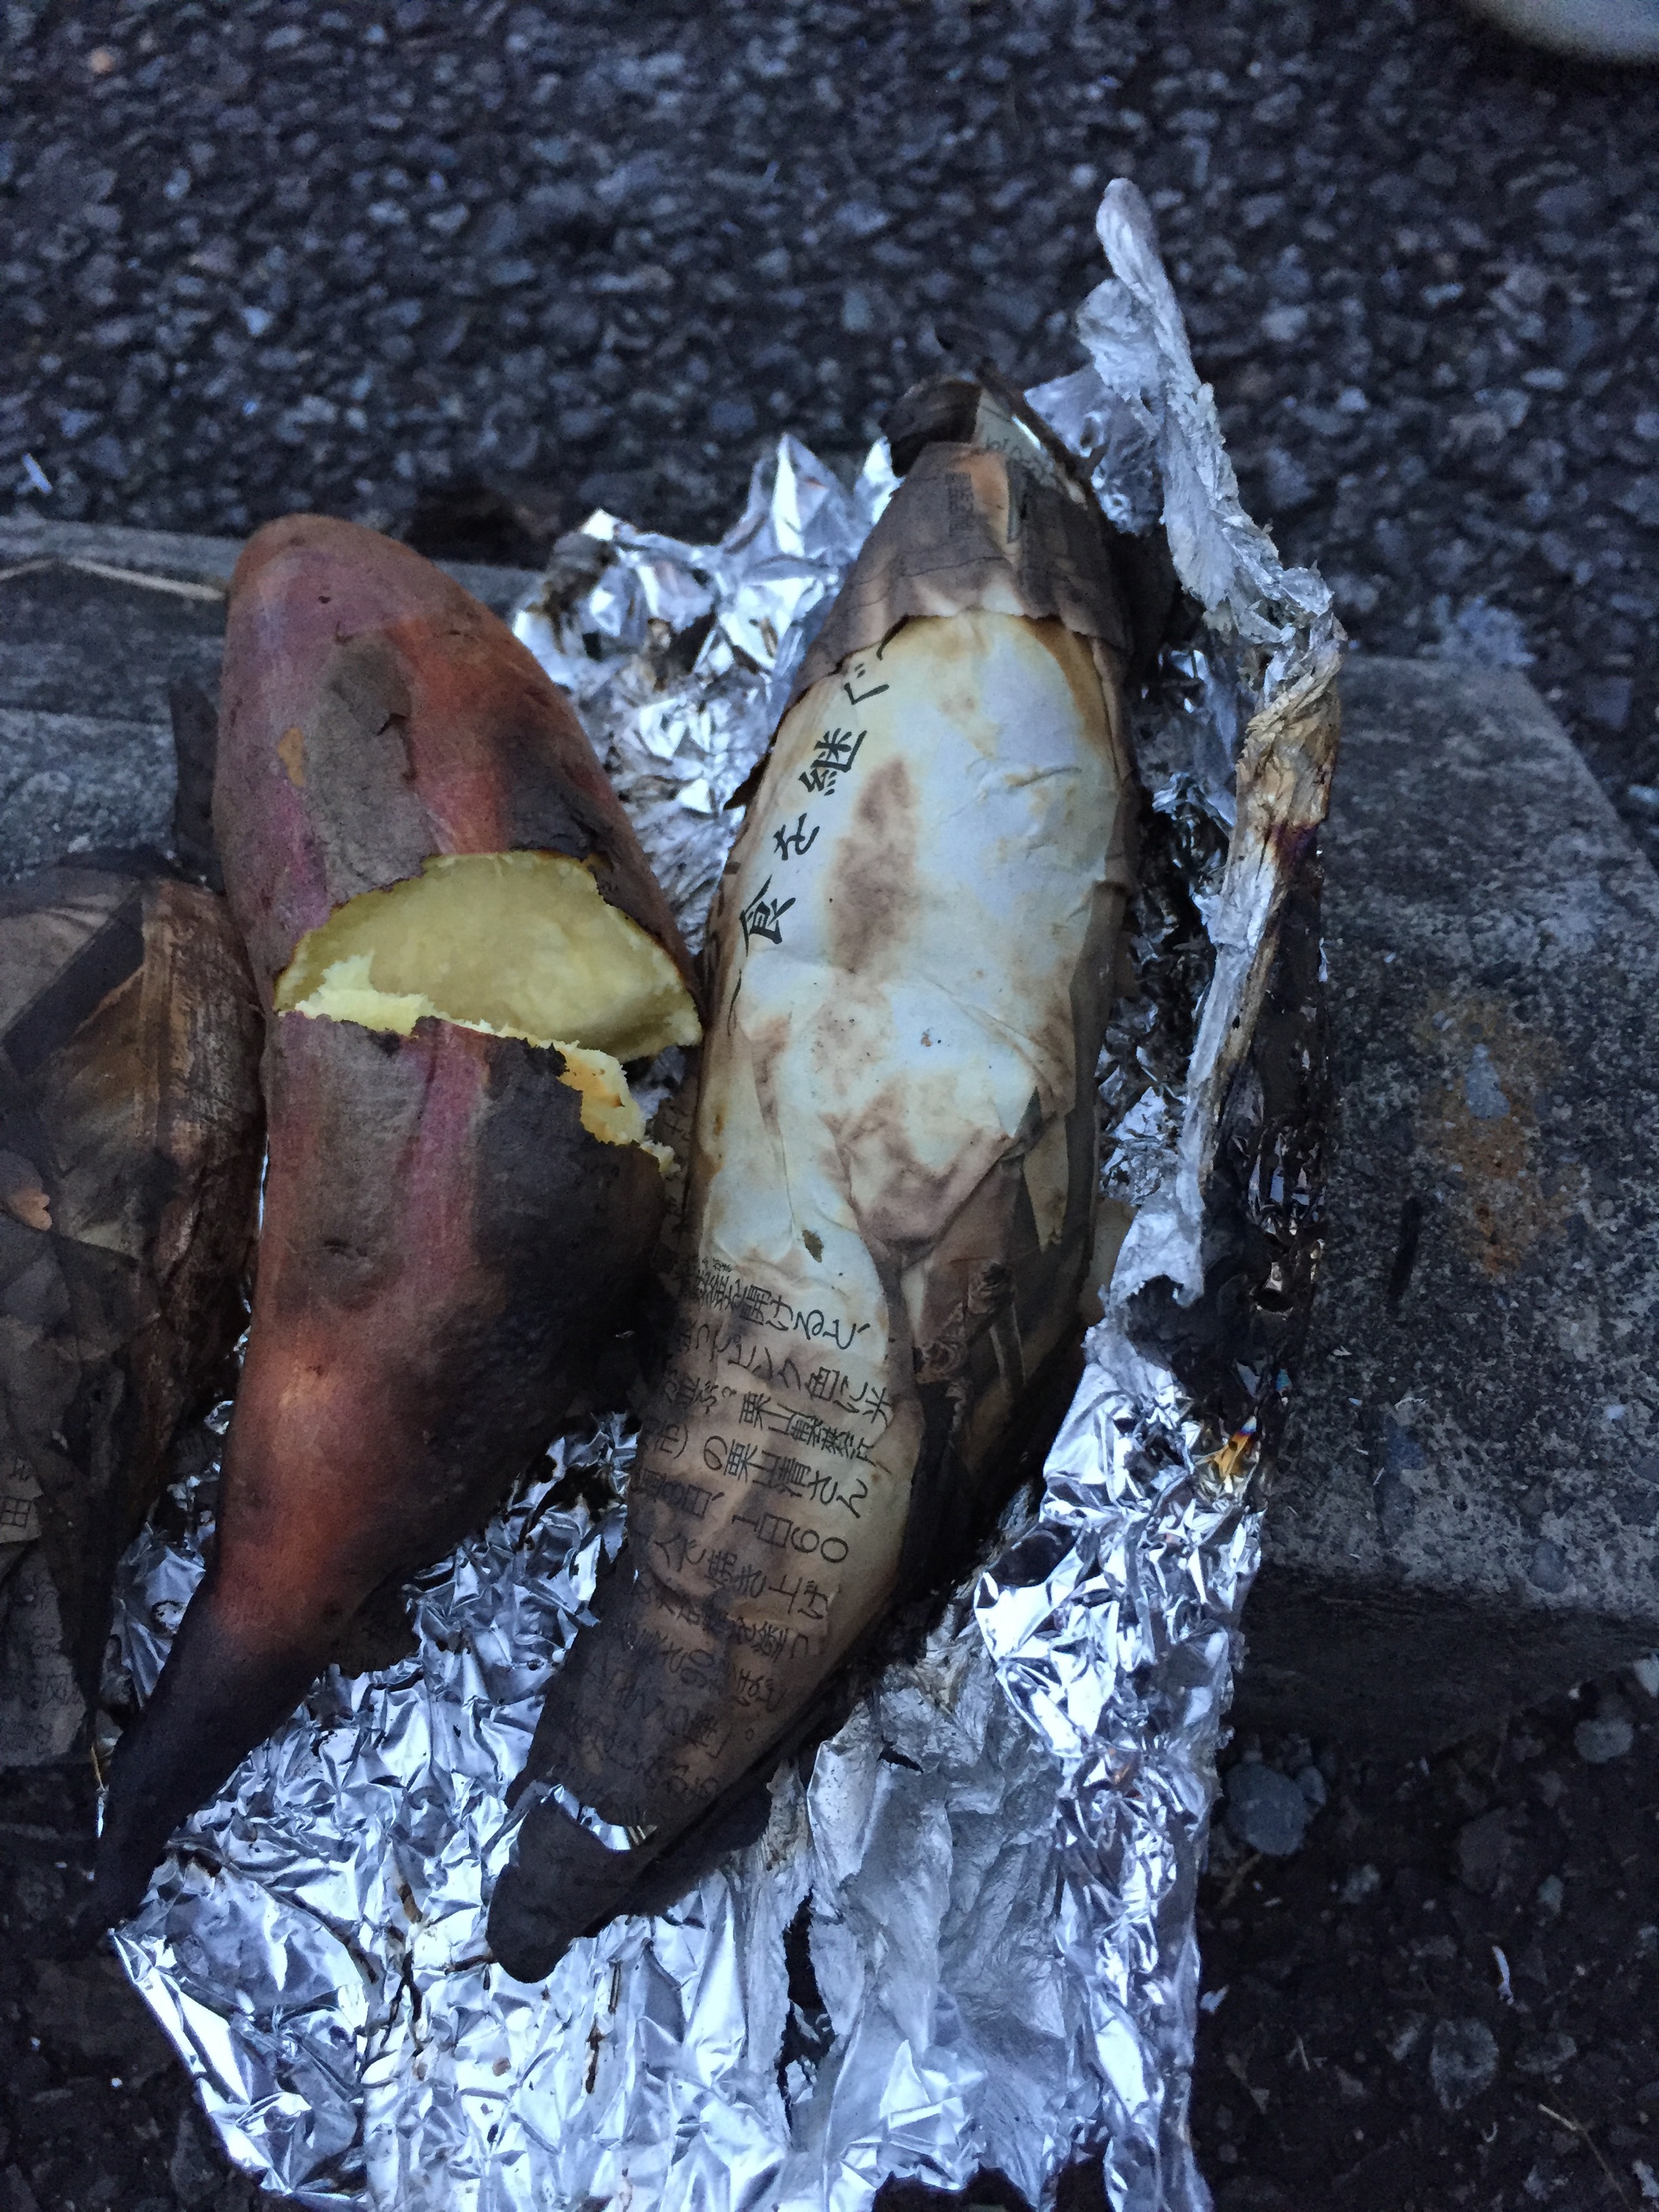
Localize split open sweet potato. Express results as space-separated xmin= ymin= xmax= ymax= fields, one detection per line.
xmin=489 ymin=377 xmax=1145 ymax=1979
xmin=92 ymin=517 xmax=700 ymax=1924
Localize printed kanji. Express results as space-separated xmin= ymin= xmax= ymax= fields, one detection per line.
xmin=705 ymin=1548 xmax=766 ymax=1601
xmin=768 ymin=1572 xmax=832 ymax=1623
xmin=798 ymin=725 xmax=865 ymax=796
xmin=847 ymin=1379 xmax=895 ymax=1429
xmin=738 ymin=876 xmax=796 ymax=949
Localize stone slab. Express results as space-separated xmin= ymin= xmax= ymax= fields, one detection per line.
xmin=0 ymin=706 xmax=177 ymax=878
xmin=1240 ymin=655 xmax=1659 ymax=1752
xmin=0 ymin=514 xmax=541 ymax=884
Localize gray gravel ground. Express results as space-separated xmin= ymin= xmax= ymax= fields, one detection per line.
xmin=4 ymin=4 xmax=1659 ymax=2210
xmin=3 ymin=0 xmax=1658 ymax=838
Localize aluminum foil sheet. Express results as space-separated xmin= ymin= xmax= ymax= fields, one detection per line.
xmin=108 ymin=180 xmax=1340 ymax=2212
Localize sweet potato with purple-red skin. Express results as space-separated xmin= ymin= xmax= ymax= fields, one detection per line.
xmin=92 ymin=516 xmax=700 ymax=1925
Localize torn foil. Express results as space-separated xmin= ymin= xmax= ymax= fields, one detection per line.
xmin=110 ymin=179 xmax=1338 ymax=2212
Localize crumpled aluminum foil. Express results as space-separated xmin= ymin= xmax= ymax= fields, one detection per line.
xmin=511 ymin=438 xmax=896 ymax=950
xmin=109 ymin=180 xmax=1339 ymax=2212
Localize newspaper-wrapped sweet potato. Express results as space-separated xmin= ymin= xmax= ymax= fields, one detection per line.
xmin=489 ymin=378 xmax=1145 ymax=1978
xmin=0 ymin=861 xmax=263 ymax=1765
xmin=93 ymin=518 xmax=702 ymax=1925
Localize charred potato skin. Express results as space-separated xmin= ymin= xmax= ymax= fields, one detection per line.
xmin=0 ymin=863 xmax=263 ymax=1708
xmin=93 ymin=1012 xmax=664 ymax=1922
xmin=235 ymin=1011 xmax=667 ymax=1594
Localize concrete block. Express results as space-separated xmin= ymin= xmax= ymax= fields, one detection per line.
xmin=1240 ymin=656 xmax=1659 ymax=1751
xmin=0 ymin=706 xmax=177 ymax=878
xmin=0 ymin=515 xmax=539 ymax=884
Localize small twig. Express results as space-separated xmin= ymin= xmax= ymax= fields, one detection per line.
xmin=0 ymin=554 xmax=224 ymax=601
xmin=1539 ymin=2103 xmax=1635 ymax=2207
xmin=65 ymin=556 xmax=225 ymax=601
xmin=1216 ymin=1849 xmax=1263 ymax=1910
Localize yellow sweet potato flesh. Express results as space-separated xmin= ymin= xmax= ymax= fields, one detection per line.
xmin=272 ymin=851 xmax=700 ymax=1149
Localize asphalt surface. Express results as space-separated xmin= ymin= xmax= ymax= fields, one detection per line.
xmin=3 ymin=0 xmax=1658 ymax=834
xmin=3 ymin=4 xmax=1659 ymax=2210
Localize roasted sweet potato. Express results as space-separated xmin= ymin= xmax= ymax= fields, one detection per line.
xmin=92 ymin=517 xmax=701 ymax=1924
xmin=489 ymin=379 xmax=1141 ymax=1979
xmin=0 ymin=859 xmax=262 ymax=1765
